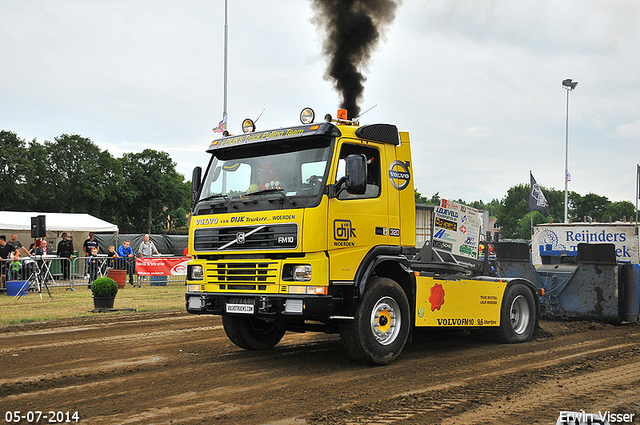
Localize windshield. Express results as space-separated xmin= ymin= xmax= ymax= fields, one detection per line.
xmin=198 ymin=145 xmax=331 ymax=205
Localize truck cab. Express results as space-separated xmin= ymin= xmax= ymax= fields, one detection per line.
xmin=186 ymin=108 xmax=538 ymax=364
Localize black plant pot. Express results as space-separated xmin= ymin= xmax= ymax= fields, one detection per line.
xmin=93 ymin=296 xmax=115 ymax=309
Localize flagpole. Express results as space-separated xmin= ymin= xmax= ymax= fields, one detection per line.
xmin=562 ymin=79 xmax=577 ymax=223
xmin=220 ymin=0 xmax=229 ymax=193
xmin=564 ymin=87 xmax=570 ymax=223
xmin=636 ymin=164 xmax=640 ymax=235
xmin=530 ymin=209 xmax=534 ymax=236
xmin=223 ymin=0 xmax=228 ymax=123
xmin=530 ymin=170 xmax=534 ymax=235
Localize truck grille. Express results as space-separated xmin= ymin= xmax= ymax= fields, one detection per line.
xmin=205 ymin=261 xmax=278 ymax=286
xmin=194 ymin=224 xmax=298 ymax=251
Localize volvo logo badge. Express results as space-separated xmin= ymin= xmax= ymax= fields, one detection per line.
xmin=236 ymin=232 xmax=246 ymax=245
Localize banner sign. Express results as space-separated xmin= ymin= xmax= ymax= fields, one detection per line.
xmin=532 ymin=224 xmax=639 ymax=265
xmin=135 ymin=257 xmax=189 ymax=276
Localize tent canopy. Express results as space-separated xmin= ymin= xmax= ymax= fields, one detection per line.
xmin=0 ymin=211 xmax=118 ymax=233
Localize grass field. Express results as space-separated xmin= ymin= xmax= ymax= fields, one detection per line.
xmin=0 ymin=280 xmax=186 ymax=325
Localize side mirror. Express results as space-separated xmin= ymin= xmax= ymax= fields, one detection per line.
xmin=191 ymin=166 xmax=202 ymax=212
xmin=345 ymin=154 xmax=367 ymax=195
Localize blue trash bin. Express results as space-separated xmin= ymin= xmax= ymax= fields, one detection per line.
xmin=7 ymin=281 xmax=29 ymax=297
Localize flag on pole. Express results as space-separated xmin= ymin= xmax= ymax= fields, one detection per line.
xmin=565 ymin=170 xmax=571 ymax=182
xmin=529 ymin=172 xmax=549 ymax=217
xmin=213 ymin=113 xmax=227 ymax=133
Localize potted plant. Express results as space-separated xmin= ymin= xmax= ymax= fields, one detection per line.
xmin=91 ymin=277 xmax=118 ymax=309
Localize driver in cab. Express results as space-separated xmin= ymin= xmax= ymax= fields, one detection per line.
xmin=247 ymin=160 xmax=282 ymax=193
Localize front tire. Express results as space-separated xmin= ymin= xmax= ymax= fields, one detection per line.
xmin=491 ymin=283 xmax=536 ymax=343
xmin=340 ymin=277 xmax=410 ymax=365
xmin=222 ymin=316 xmax=286 ymax=350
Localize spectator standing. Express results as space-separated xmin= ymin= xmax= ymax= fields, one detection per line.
xmin=83 ymin=232 xmax=99 ymax=257
xmin=87 ymin=247 xmax=100 ymax=288
xmin=106 ymin=245 xmax=119 ymax=268
xmin=56 ymin=232 xmax=74 ymax=280
xmin=10 ymin=233 xmax=31 ymax=258
xmin=137 ymin=234 xmax=159 ymax=257
xmin=10 ymin=251 xmax=21 ymax=281
xmin=0 ymin=235 xmax=17 ymax=289
xmin=117 ymin=240 xmax=135 ymax=284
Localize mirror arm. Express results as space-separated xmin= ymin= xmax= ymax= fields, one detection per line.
xmin=328 ymin=176 xmax=348 ymax=199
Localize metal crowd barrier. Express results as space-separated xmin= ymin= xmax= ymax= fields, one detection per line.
xmin=69 ymin=256 xmax=134 ymax=288
xmin=1 ymin=256 xmax=74 ymax=290
xmin=2 ymin=255 xmax=187 ymax=293
xmin=72 ymin=255 xmax=188 ymax=288
xmin=134 ymin=255 xmax=188 ymax=286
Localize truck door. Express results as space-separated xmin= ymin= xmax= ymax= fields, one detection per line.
xmin=328 ymin=141 xmax=389 ymax=282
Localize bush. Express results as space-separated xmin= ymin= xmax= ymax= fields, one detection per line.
xmin=91 ymin=277 xmax=118 ymax=298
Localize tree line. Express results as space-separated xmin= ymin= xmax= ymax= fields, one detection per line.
xmin=2 ymin=128 xmax=634 ymax=239
xmin=1 ymin=130 xmax=190 ymax=234
xmin=415 ymin=186 xmax=636 ymax=240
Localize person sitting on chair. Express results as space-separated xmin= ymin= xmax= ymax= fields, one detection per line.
xmin=34 ymin=240 xmax=51 ymax=283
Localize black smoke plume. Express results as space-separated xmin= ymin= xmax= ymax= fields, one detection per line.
xmin=311 ymin=0 xmax=400 ymax=119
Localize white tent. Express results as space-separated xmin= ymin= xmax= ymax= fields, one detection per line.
xmin=0 ymin=211 xmax=118 ymax=255
xmin=0 ymin=212 xmax=118 ymax=232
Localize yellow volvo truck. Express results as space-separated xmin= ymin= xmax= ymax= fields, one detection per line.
xmin=186 ymin=108 xmax=539 ymax=364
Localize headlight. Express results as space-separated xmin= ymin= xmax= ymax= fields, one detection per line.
xmin=292 ymin=265 xmax=312 ymax=281
xmin=190 ymin=265 xmax=203 ymax=280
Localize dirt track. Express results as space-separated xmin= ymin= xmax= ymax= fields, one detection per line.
xmin=1 ymin=310 xmax=639 ymax=425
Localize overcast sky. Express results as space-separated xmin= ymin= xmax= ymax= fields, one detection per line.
xmin=2 ymin=0 xmax=639 ymax=205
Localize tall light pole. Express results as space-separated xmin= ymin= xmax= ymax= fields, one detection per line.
xmin=562 ymin=78 xmax=578 ymax=223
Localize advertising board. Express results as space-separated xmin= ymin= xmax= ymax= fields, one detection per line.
xmin=432 ymin=199 xmax=481 ymax=268
xmin=532 ymin=223 xmax=639 ymax=264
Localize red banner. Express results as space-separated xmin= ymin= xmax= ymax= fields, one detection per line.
xmin=135 ymin=257 xmax=188 ymax=276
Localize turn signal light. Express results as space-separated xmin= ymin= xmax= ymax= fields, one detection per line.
xmin=288 ymin=286 xmax=328 ymax=295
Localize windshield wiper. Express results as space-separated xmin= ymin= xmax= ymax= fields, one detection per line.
xmin=199 ymin=193 xmax=237 ymax=209
xmin=199 ymin=193 xmax=225 ymax=203
xmin=247 ymin=188 xmax=296 ymax=206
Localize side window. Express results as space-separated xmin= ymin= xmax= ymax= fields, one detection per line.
xmin=336 ymin=144 xmax=381 ymax=200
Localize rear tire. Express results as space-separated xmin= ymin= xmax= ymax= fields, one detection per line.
xmin=222 ymin=316 xmax=286 ymax=350
xmin=340 ymin=277 xmax=410 ymax=365
xmin=491 ymin=283 xmax=536 ymax=343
